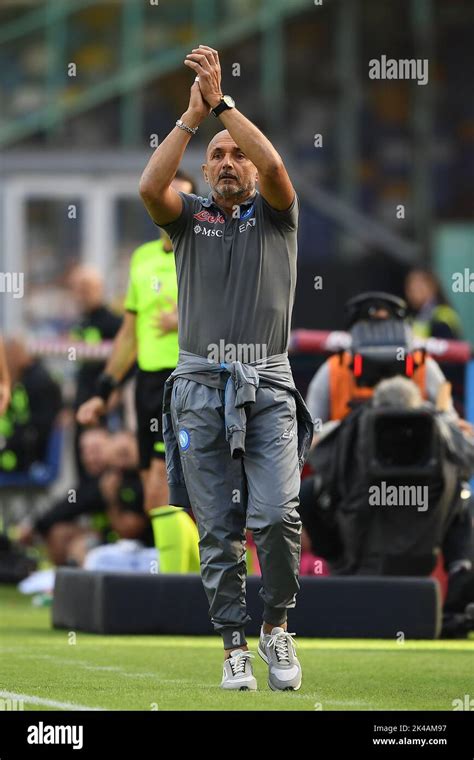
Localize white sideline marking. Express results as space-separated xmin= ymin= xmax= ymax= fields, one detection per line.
xmin=0 ymin=690 xmax=107 ymax=712
xmin=325 ymin=699 xmax=372 ymax=706
xmin=1 ymin=650 xmax=212 ymax=686
xmin=289 ymin=693 xmax=372 ymax=707
xmin=2 ymin=650 xmax=373 ymax=700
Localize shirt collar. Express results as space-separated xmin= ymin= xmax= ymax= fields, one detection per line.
xmin=200 ymin=190 xmax=258 ymax=210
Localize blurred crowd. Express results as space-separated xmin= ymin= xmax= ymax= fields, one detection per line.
xmin=0 ymin=259 xmax=262 ymax=577
xmin=2 ymin=0 xmax=472 ymax=229
xmin=2 ymin=250 xmax=474 ymax=635
xmin=0 ymin=1 xmax=472 ymax=636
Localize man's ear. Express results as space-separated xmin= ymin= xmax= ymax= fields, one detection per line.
xmin=202 ymin=163 xmax=209 ymax=184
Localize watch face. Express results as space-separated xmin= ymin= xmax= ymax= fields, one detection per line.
xmin=223 ymin=95 xmax=235 ymax=108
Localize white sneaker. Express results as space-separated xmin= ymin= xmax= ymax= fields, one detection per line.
xmin=220 ymin=649 xmax=257 ymax=691
xmin=258 ymin=627 xmax=302 ymax=691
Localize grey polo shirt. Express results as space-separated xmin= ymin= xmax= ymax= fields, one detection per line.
xmin=160 ymin=190 xmax=299 ymax=361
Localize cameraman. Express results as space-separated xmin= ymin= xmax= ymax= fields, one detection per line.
xmin=299 ymin=375 xmax=474 ymax=636
xmin=306 ymin=292 xmax=457 ymax=427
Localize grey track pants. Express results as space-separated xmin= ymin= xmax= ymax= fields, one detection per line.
xmin=170 ymin=377 xmax=302 ymax=649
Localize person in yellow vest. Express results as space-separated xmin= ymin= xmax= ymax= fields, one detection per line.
xmin=77 ymin=171 xmax=200 ymax=574
xmin=405 ymin=268 xmax=462 ymax=340
xmin=306 ymin=292 xmax=456 ymax=428
xmin=405 ymin=269 xmax=464 ymax=410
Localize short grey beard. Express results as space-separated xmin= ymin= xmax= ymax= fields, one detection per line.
xmin=211 ymin=180 xmax=254 ymax=202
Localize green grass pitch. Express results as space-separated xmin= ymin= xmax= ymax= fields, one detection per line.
xmin=1 ymin=586 xmax=473 ymax=711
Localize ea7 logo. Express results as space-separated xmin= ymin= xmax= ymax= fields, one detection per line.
xmin=239 ymin=218 xmax=256 ymax=233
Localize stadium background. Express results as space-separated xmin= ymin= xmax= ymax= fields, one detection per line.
xmin=0 ymin=0 xmax=473 ymax=718
xmin=1 ymin=0 xmax=473 ymax=340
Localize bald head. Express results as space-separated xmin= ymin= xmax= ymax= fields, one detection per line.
xmin=202 ymin=130 xmax=257 ymax=204
xmin=69 ymin=265 xmax=104 ymax=312
xmin=206 ymin=129 xmax=233 ymax=158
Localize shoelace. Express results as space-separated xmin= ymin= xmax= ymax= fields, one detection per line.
xmin=229 ymin=651 xmax=254 ymax=676
xmin=266 ymin=631 xmax=297 ymax=665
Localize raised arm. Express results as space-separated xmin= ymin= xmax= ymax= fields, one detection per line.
xmin=185 ymin=45 xmax=294 ymax=211
xmin=139 ymin=82 xmax=210 ymax=225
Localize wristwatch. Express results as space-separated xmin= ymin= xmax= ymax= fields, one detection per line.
xmin=212 ymin=95 xmax=235 ymax=118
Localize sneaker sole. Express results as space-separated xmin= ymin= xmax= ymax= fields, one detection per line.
xmin=220 ymin=679 xmax=258 ymax=691
xmin=220 ymin=685 xmax=257 ymax=691
xmin=268 ymin=680 xmax=301 ymax=692
xmin=258 ymin=643 xmax=301 ymax=692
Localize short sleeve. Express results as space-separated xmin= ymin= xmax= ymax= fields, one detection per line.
xmin=259 ymin=192 xmax=299 ymax=231
xmin=158 ymin=191 xmax=197 ymax=244
xmin=124 ymin=275 xmax=137 ymax=313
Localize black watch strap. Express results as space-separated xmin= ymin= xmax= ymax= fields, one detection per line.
xmin=212 ymin=99 xmax=230 ymax=118
xmin=95 ymin=372 xmax=118 ymax=402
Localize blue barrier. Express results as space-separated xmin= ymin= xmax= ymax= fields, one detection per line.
xmin=0 ymin=426 xmax=63 ymax=489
